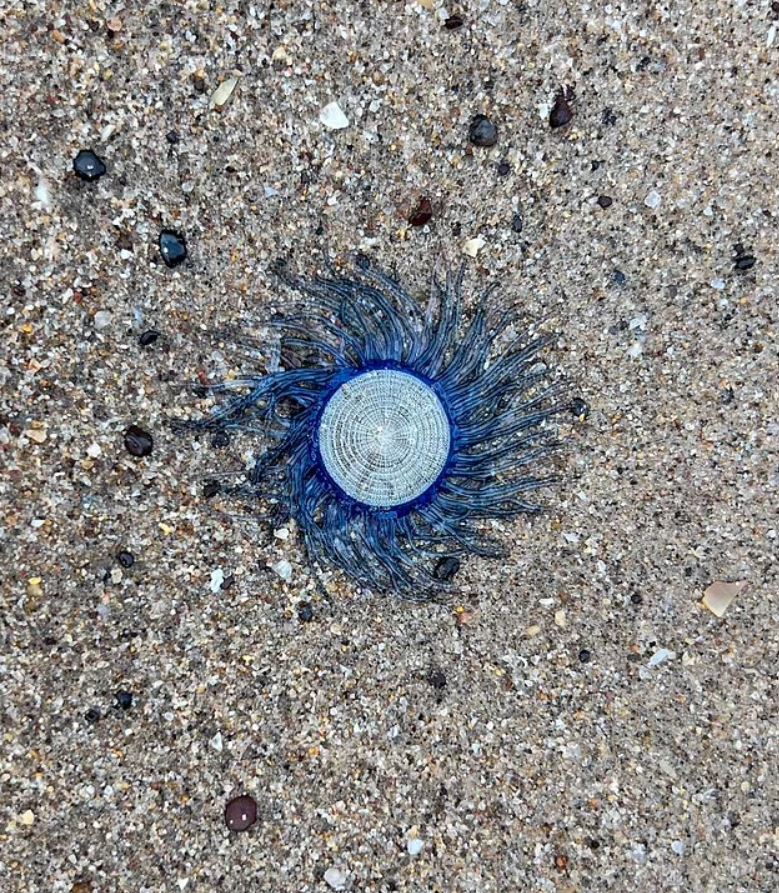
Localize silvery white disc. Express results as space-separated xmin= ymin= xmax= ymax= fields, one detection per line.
xmin=318 ymin=369 xmax=451 ymax=508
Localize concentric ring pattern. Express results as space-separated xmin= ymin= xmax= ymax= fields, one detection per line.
xmin=317 ymin=369 xmax=451 ymax=508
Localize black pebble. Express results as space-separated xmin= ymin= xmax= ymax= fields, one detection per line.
xmin=115 ymin=690 xmax=133 ymax=710
xmin=602 ymin=107 xmax=617 ymax=126
xmin=630 ymin=592 xmax=643 ymax=605
xmin=612 ymin=269 xmax=627 ymax=286
xmin=427 ymin=669 xmax=447 ymax=690
xmin=433 ymin=556 xmax=460 ymax=582
xmin=444 ymin=14 xmax=464 ymax=29
xmin=166 ymin=130 xmax=181 ymax=144
xmin=224 ymin=795 xmax=257 ymax=832
xmin=597 ymin=195 xmax=613 ymax=209
xmin=116 ymin=550 xmax=135 ymax=568
xmin=73 ymin=149 xmax=107 ymax=182
xmin=510 ymin=211 xmax=523 ymax=233
xmin=297 ymin=602 xmax=314 ymax=623
xmin=203 ymin=480 xmax=220 ymax=499
xmin=578 ymin=648 xmax=592 ymax=663
xmin=549 ymin=93 xmax=573 ymax=129
xmin=497 ymin=160 xmax=511 ymax=177
xmin=734 ymin=253 xmax=756 ymax=271
xmin=124 ymin=424 xmax=153 ymax=458
xmin=138 ymin=329 xmax=160 ymax=347
xmin=159 ymin=230 xmax=187 ymax=268
xmin=211 ymin=431 xmax=230 ymax=449
xmin=85 ymin=707 xmax=101 ymax=723
xmin=569 ymin=397 xmax=589 ymax=419
xmin=468 ymin=114 xmax=499 ymax=147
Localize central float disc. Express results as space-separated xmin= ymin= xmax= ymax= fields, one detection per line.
xmin=317 ymin=369 xmax=451 ymax=508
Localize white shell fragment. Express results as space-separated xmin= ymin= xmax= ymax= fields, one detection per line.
xmin=324 ymin=868 xmax=347 ymax=890
xmin=647 ymin=648 xmax=676 ymax=668
xmin=209 ymin=77 xmax=238 ymax=110
xmin=462 ymin=237 xmax=486 ymax=258
xmin=319 ymin=101 xmax=350 ymax=130
xmin=702 ymin=580 xmax=747 ymax=617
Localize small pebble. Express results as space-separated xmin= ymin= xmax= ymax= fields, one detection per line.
xmin=273 ymin=559 xmax=293 ymax=583
xmin=630 ymin=592 xmax=643 ymax=605
xmin=433 ymin=556 xmax=460 ymax=581
xmin=734 ymin=252 xmax=756 ymax=271
xmin=159 ymin=231 xmax=187 ymax=268
xmin=324 ymin=868 xmax=347 ymax=891
xmin=496 ymin=159 xmax=511 ymax=176
xmin=166 ymin=130 xmax=180 ymax=144
xmin=443 ymin=14 xmax=464 ymax=29
xmin=124 ymin=425 xmax=153 ymax=458
xmin=116 ymin=550 xmax=135 ymax=568
xmin=73 ymin=149 xmax=107 ymax=182
xmin=612 ymin=269 xmax=627 ymax=286
xmin=407 ymin=838 xmax=424 ymax=857
xmin=408 ymin=196 xmax=433 ymax=227
xmin=203 ymin=480 xmax=220 ymax=499
xmin=18 ymin=810 xmax=35 ymax=827
xmin=644 ymin=190 xmax=662 ymax=210
xmin=138 ymin=329 xmax=160 ymax=347
xmin=468 ymin=114 xmax=498 ymax=147
xmin=578 ymin=648 xmax=591 ymax=663
xmin=115 ymin=690 xmax=133 ymax=710
xmin=647 ymin=648 xmax=676 ymax=668
xmin=702 ymin=580 xmax=747 ymax=617
xmin=209 ymin=77 xmax=238 ymax=110
xmin=427 ymin=669 xmax=447 ymax=689
xmin=297 ymin=602 xmax=314 ymax=622
xmin=319 ymin=101 xmax=349 ymax=130
xmin=569 ymin=397 xmax=589 ymax=418
xmin=209 ymin=568 xmax=225 ymax=593
xmin=462 ymin=237 xmax=485 ymax=258
xmin=549 ymin=92 xmax=573 ymax=129
xmin=84 ymin=707 xmax=101 ymax=723
xmin=597 ymin=195 xmax=613 ymax=209
xmin=93 ymin=310 xmax=112 ymax=330
xmin=510 ymin=211 xmax=523 ymax=233
xmin=224 ymin=795 xmax=257 ymax=832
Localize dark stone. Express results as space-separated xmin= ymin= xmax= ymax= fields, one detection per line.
xmin=221 ymin=575 xmax=235 ymax=591
xmin=191 ymin=73 xmax=207 ymax=93
xmin=138 ymin=329 xmax=160 ymax=347
xmin=468 ymin=114 xmax=498 ymax=147
xmin=630 ymin=592 xmax=643 ymax=605
xmin=123 ymin=425 xmax=153 ymax=458
xmin=211 ymin=431 xmax=230 ymax=449
xmin=602 ymin=107 xmax=617 ymax=126
xmin=597 ymin=195 xmax=613 ymax=209
xmin=115 ymin=690 xmax=133 ymax=710
xmin=510 ymin=211 xmax=523 ymax=233
xmin=203 ymin=480 xmax=220 ymax=499
xmin=444 ymin=14 xmax=464 ymax=29
xmin=612 ymin=269 xmax=627 ymax=286
xmin=73 ymin=149 xmax=107 ymax=182
xmin=224 ymin=795 xmax=257 ymax=832
xmin=578 ymin=648 xmax=592 ymax=663
xmin=569 ymin=397 xmax=589 ymax=418
xmin=297 ymin=602 xmax=314 ymax=623
xmin=734 ymin=253 xmax=756 ymax=271
xmin=496 ymin=159 xmax=511 ymax=176
xmin=549 ymin=93 xmax=573 ymax=129
xmin=433 ymin=556 xmax=460 ymax=582
xmin=166 ymin=130 xmax=180 ymax=144
xmin=84 ymin=707 xmax=101 ymax=723
xmin=427 ymin=669 xmax=447 ymax=689
xmin=408 ymin=196 xmax=433 ymax=227
xmin=159 ymin=230 xmax=187 ymax=268
xmin=116 ymin=550 xmax=135 ymax=568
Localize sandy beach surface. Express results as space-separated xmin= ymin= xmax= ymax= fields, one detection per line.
xmin=1 ymin=2 xmax=777 ymax=891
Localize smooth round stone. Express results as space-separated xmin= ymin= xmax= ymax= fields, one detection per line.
xmin=224 ymin=795 xmax=257 ymax=832
xmin=159 ymin=230 xmax=187 ymax=267
xmin=468 ymin=114 xmax=498 ymax=147
xmin=73 ymin=149 xmax=107 ymax=181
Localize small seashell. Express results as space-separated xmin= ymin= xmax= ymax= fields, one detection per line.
xmin=462 ymin=237 xmax=486 ymax=258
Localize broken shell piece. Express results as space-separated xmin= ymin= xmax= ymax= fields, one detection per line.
xmin=702 ymin=580 xmax=747 ymax=617
xmin=209 ymin=77 xmax=238 ymax=110
xmin=319 ymin=101 xmax=349 ymax=130
xmin=462 ymin=237 xmax=486 ymax=258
